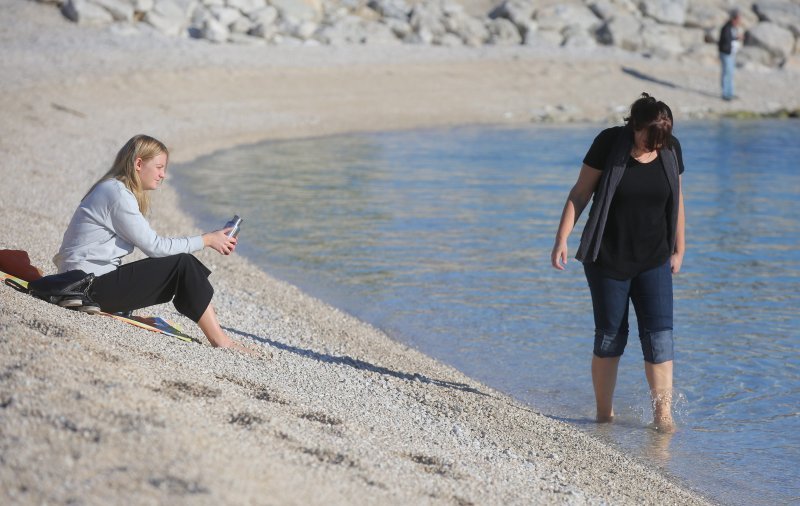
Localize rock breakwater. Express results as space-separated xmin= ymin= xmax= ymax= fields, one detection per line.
xmin=41 ymin=0 xmax=800 ymax=68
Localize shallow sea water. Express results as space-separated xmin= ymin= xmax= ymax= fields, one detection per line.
xmin=177 ymin=120 xmax=800 ymax=505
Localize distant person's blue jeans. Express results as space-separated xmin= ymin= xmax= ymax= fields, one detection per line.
xmin=720 ymin=52 xmax=736 ymax=99
xmin=583 ymin=260 xmax=674 ymax=364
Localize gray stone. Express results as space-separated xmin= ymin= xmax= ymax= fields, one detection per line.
xmin=639 ymin=0 xmax=687 ymax=26
xmin=747 ymin=21 xmax=796 ymax=61
xmin=526 ymin=27 xmax=562 ymax=46
xmin=93 ymin=0 xmax=134 ymax=21
xmin=441 ymin=0 xmax=463 ymax=16
xmin=409 ymin=3 xmax=446 ymax=39
xmin=315 ymin=15 xmax=367 ymax=44
xmin=228 ymin=32 xmax=269 ymax=44
xmin=367 ymin=0 xmax=409 ymax=21
xmin=294 ymin=20 xmax=318 ymax=39
xmin=227 ymin=0 xmax=266 ymax=15
xmin=639 ymin=21 xmax=685 ymax=58
xmin=61 ymin=0 xmax=115 ymax=25
xmin=385 ymin=18 xmax=412 ymax=38
xmin=489 ymin=0 xmax=535 ymax=33
xmin=437 ymin=32 xmax=463 ymax=46
xmin=249 ymin=20 xmax=279 ymax=39
xmin=488 ymin=17 xmax=522 ymax=45
xmin=682 ymin=41 xmax=719 ymax=64
xmin=456 ymin=15 xmax=490 ymax=46
xmin=754 ymin=1 xmax=800 ymax=36
xmin=563 ymin=24 xmax=597 ymax=48
xmin=203 ymin=15 xmax=230 ymax=41
xmin=363 ymin=20 xmax=403 ymax=44
xmin=134 ymin=0 xmax=155 ymax=12
xmin=738 ymin=45 xmax=776 ymax=67
xmin=210 ymin=5 xmax=242 ymax=25
xmin=588 ymin=0 xmax=615 ymax=21
xmin=144 ymin=0 xmax=191 ymax=36
xmin=536 ymin=4 xmax=600 ymax=33
xmin=684 ymin=4 xmax=726 ymax=31
xmin=230 ymin=15 xmax=253 ymax=33
xmin=595 ymin=13 xmax=641 ymax=50
xmin=271 ymin=0 xmax=321 ymax=23
xmin=677 ymin=26 xmax=705 ymax=48
xmin=249 ymin=5 xmax=278 ymax=25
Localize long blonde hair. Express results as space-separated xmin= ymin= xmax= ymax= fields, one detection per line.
xmin=84 ymin=134 xmax=169 ymax=215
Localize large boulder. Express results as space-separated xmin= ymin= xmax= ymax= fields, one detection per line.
xmin=747 ymin=21 xmax=796 ymax=61
xmin=488 ymin=17 xmax=522 ymax=45
xmin=93 ymin=0 xmax=134 ymax=21
xmin=595 ymin=13 xmax=642 ymax=51
xmin=754 ymin=1 xmax=800 ymax=36
xmin=367 ymin=0 xmax=410 ymax=21
xmin=384 ymin=17 xmax=412 ymax=38
xmin=456 ymin=14 xmax=490 ymax=46
xmin=250 ymin=18 xmax=279 ymax=39
xmin=684 ymin=4 xmax=727 ymax=31
xmin=203 ymin=15 xmax=230 ymax=41
xmin=316 ymin=15 xmax=400 ymax=44
xmin=249 ymin=5 xmax=279 ymax=26
xmin=144 ymin=0 xmax=193 ymax=36
xmin=639 ymin=21 xmax=686 ymax=58
xmin=61 ymin=0 xmax=115 ymax=25
xmin=227 ymin=0 xmax=266 ymax=15
xmin=489 ymin=0 xmax=535 ymax=32
xmin=536 ymin=4 xmax=600 ymax=33
xmin=210 ymin=5 xmax=244 ymax=26
xmin=588 ymin=0 xmax=615 ymax=21
xmin=563 ymin=23 xmax=597 ymax=48
xmin=639 ymin=0 xmax=688 ymax=26
xmin=409 ymin=2 xmax=447 ymax=43
xmin=134 ymin=0 xmax=155 ymax=12
xmin=271 ymin=0 xmax=322 ymax=23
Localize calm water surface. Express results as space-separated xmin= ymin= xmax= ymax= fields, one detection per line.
xmin=178 ymin=120 xmax=800 ymax=505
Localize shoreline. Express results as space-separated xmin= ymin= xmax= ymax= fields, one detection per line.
xmin=4 ymin=1 xmax=795 ymax=503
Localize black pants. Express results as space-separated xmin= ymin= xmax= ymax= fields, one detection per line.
xmin=91 ymin=254 xmax=213 ymax=322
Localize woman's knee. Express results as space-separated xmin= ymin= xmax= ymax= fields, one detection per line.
xmin=594 ymin=329 xmax=628 ymax=358
xmin=640 ymin=329 xmax=674 ymax=364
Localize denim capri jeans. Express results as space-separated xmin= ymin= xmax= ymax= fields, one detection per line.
xmin=583 ymin=260 xmax=674 ymax=364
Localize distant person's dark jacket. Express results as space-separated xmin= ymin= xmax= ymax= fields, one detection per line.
xmin=718 ymin=21 xmax=735 ymax=54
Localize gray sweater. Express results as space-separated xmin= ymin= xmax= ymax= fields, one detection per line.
xmin=53 ymin=179 xmax=204 ymax=276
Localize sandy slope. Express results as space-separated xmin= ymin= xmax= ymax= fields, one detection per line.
xmin=4 ymin=0 xmax=797 ymax=503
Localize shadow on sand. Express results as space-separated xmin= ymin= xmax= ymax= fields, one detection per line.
xmin=226 ymin=326 xmax=490 ymax=396
xmin=621 ymin=66 xmax=720 ymax=100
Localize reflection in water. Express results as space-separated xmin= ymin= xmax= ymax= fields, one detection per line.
xmin=644 ymin=427 xmax=675 ymax=465
xmin=177 ymin=120 xmax=800 ymax=506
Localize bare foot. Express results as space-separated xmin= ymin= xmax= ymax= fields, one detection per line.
xmin=596 ymin=413 xmax=615 ymax=423
xmin=214 ymin=339 xmax=262 ymax=358
xmin=653 ymin=416 xmax=676 ymax=433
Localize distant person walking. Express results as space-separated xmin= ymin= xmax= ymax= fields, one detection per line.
xmin=550 ymin=93 xmax=685 ymax=432
xmin=718 ymin=9 xmax=743 ymax=101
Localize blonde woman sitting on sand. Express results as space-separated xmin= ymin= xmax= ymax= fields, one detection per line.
xmin=54 ymin=134 xmax=249 ymax=352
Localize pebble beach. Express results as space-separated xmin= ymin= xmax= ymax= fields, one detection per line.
xmin=2 ymin=0 xmax=799 ymax=504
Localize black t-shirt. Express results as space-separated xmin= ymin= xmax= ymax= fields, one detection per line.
xmin=583 ymin=127 xmax=685 ymax=280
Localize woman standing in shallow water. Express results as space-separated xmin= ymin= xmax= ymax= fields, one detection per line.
xmin=54 ymin=134 xmax=251 ymax=353
xmin=550 ymin=93 xmax=686 ymax=431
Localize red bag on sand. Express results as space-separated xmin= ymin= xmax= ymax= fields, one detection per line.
xmin=0 ymin=250 xmax=44 ymax=282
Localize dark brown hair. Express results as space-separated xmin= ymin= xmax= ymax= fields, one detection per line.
xmin=624 ymin=93 xmax=673 ymax=151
